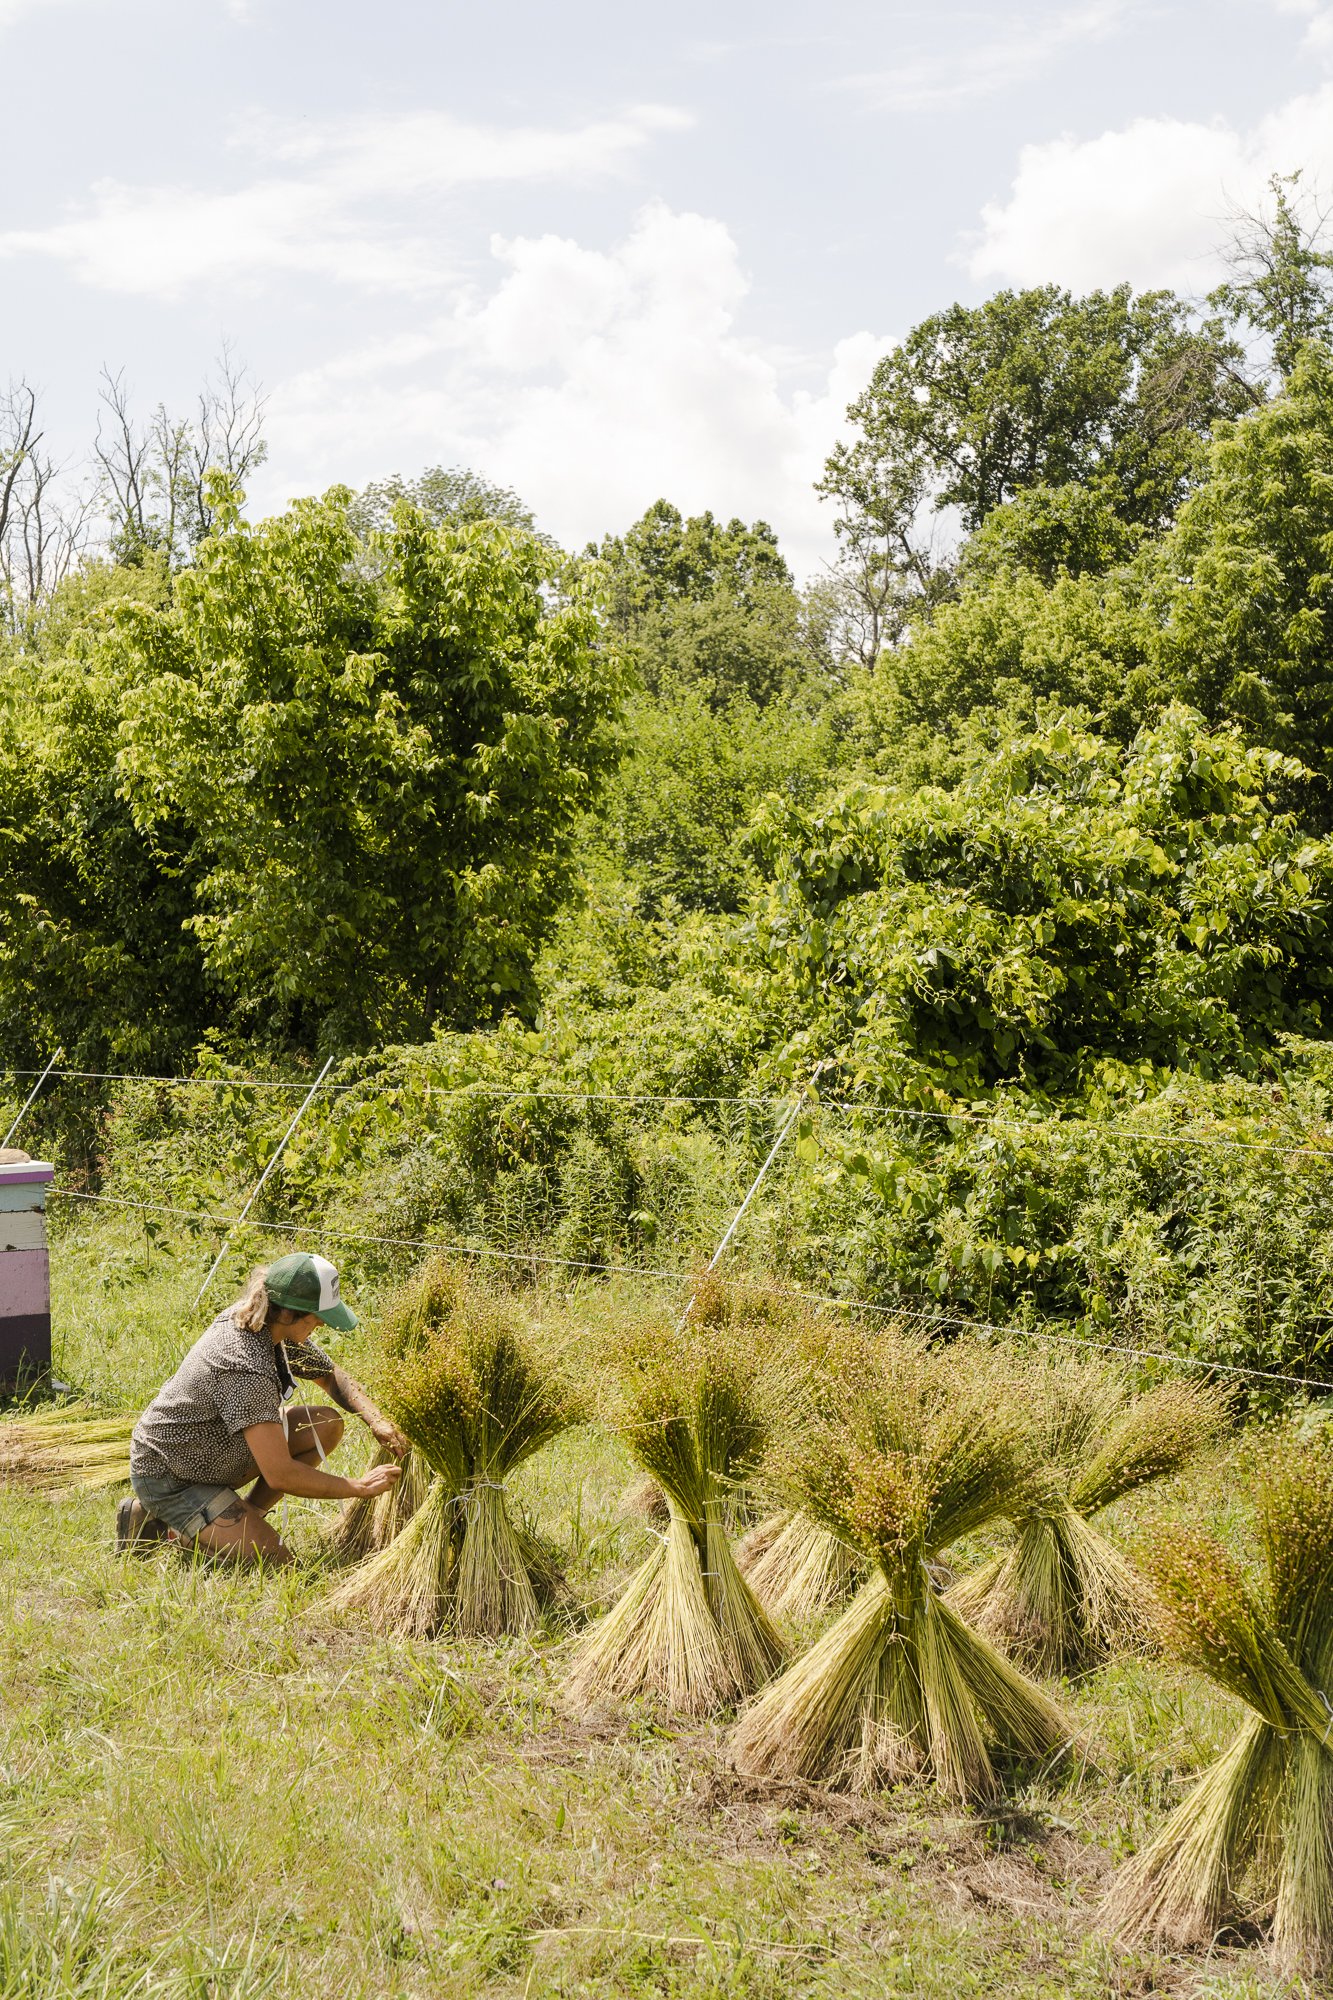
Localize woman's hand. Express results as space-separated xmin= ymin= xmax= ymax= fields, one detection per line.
xmin=367 ymin=1414 xmax=410 ymax=1458
xmin=351 ymin=1463 xmax=403 ymax=1499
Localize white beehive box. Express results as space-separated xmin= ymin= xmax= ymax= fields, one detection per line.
xmin=0 ymin=1159 xmax=54 ymax=1387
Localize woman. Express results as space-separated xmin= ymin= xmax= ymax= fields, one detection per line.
xmin=118 ymin=1251 xmax=407 ymax=1564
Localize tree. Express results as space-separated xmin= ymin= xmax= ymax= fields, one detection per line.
xmin=112 ymin=483 xmax=623 ymax=1049
xmin=1147 ymin=346 xmax=1333 ymax=796
xmin=0 ymin=382 xmax=91 ymax=635
xmin=860 ymin=346 xmax=1333 ymax=792
xmin=598 ymin=500 xmax=791 ymax=625
xmin=1211 ymin=172 xmax=1333 ymax=382
xmin=595 ymin=500 xmax=824 ymax=707
xmin=820 ymin=286 xmax=1252 ymax=652
xmin=95 ymin=347 xmax=267 ymax=566
xmin=0 ymin=558 xmax=206 ymax=1072
xmin=348 ymin=465 xmax=542 ymax=541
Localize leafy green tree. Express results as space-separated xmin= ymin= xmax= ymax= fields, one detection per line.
xmin=348 ymin=464 xmax=541 ymax=540
xmin=598 ymin=499 xmax=791 ymax=621
xmin=864 ymin=347 xmax=1333 ymax=792
xmin=821 ymin=286 xmax=1252 ymax=645
xmin=748 ymin=706 xmax=1333 ymax=1103
xmin=1211 ymin=172 xmax=1333 ymax=382
xmin=0 ymin=557 xmax=210 ymax=1071
xmin=1149 ymin=346 xmax=1333 ymax=788
xmin=110 ymin=483 xmax=622 ymax=1050
xmin=596 ymin=500 xmax=821 ymax=708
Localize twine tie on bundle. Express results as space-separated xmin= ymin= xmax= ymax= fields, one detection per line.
xmin=1317 ymin=1688 xmax=1333 ymax=1749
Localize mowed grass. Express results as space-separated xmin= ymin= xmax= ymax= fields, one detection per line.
xmin=0 ymin=1227 xmax=1306 ymax=1997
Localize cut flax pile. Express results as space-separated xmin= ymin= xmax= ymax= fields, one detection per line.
xmin=1105 ymin=1430 xmax=1333 ymax=1979
xmin=947 ymin=1360 xmax=1229 ymax=1673
xmin=565 ymin=1315 xmax=785 ymax=1717
xmin=0 ymin=1403 xmax=133 ymax=1494
xmin=730 ymin=1331 xmax=1072 ymax=1803
xmin=327 ymin=1258 xmax=575 ymax=1640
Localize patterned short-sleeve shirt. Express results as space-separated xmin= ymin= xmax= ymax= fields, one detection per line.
xmin=130 ymin=1309 xmax=336 ymax=1488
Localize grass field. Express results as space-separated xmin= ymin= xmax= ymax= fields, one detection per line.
xmin=0 ymin=1225 xmax=1309 ymax=1998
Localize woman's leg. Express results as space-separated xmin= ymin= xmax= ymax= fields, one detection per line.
xmin=193 ymin=1496 xmax=291 ymax=1564
xmin=245 ymin=1403 xmax=345 ymax=1516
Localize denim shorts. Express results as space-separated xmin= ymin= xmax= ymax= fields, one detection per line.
xmin=130 ymin=1470 xmax=241 ymax=1540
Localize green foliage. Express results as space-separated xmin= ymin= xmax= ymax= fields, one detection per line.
xmin=596 ymin=499 xmax=822 ymax=708
xmin=856 ymin=565 xmax=1155 ymax=754
xmin=821 ymin=285 xmax=1250 ymax=650
xmin=598 ymin=498 xmax=791 ymax=621
xmin=347 ymin=463 xmax=542 ymax=541
xmin=959 ymin=481 xmax=1143 ymax=587
xmin=0 ymin=558 xmax=211 ymax=1073
xmin=111 ymin=482 xmax=622 ymax=1050
xmin=592 ymin=685 xmax=841 ymax=912
xmin=830 ymin=285 xmax=1249 ymax=536
xmin=1209 ymin=171 xmax=1333 ymax=382
xmin=868 ymin=350 xmax=1333 ymax=793
xmin=749 ymin=705 xmax=1332 ymax=1099
xmin=1149 ymin=347 xmax=1333 ymax=789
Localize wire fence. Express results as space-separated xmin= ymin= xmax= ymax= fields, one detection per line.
xmin=16 ymin=1056 xmax=1333 ymax=1401
xmin=45 ymin=1183 xmax=1333 ymax=1399
xmin=7 ymin=1062 xmax=1333 ymax=1165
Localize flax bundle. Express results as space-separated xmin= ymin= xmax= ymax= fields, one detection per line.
xmin=730 ymin=1334 xmax=1072 ymax=1803
xmin=327 ymin=1258 xmax=575 ymax=1640
xmin=1105 ymin=1432 xmax=1333 ymax=1978
xmin=565 ymin=1321 xmax=785 ymax=1717
xmin=948 ymin=1361 xmax=1228 ymax=1673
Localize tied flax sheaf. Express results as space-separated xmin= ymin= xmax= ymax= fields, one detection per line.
xmin=326 ymin=1258 xmax=576 ymax=1640
xmin=564 ymin=1308 xmax=785 ymax=1719
xmin=946 ymin=1360 xmax=1229 ymax=1674
xmin=730 ymin=1331 xmax=1074 ymax=1804
xmin=1105 ymin=1433 xmax=1333 ymax=1979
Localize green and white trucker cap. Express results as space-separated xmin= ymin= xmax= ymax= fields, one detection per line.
xmin=264 ymin=1252 xmax=357 ymax=1331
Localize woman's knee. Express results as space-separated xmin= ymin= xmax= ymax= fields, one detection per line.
xmin=194 ymin=1500 xmax=290 ymax=1564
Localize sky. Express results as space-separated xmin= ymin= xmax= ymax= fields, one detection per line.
xmin=1 ymin=0 xmax=1330 ymax=575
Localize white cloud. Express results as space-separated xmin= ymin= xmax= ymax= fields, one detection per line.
xmin=0 ymin=104 xmax=690 ymax=300
xmin=846 ymin=3 xmax=1132 ymax=112
xmin=965 ymin=81 xmax=1333 ymax=293
xmin=259 ymin=204 xmax=891 ymax=576
xmin=1271 ymin=0 xmax=1333 ymax=57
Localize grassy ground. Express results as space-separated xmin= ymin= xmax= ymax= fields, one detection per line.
xmin=0 ymin=1225 xmax=1311 ymax=1998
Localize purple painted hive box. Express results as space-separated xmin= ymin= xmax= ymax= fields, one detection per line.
xmin=0 ymin=1160 xmax=54 ymax=1387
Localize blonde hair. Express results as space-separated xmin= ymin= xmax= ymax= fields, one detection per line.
xmin=233 ymin=1267 xmax=273 ymax=1334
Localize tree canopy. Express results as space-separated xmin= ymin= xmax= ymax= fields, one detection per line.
xmin=0 ymin=486 xmax=621 ymax=1064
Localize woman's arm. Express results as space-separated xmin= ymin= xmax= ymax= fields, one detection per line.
xmin=244 ymin=1422 xmax=403 ymax=1501
xmin=316 ymin=1364 xmax=410 ymax=1458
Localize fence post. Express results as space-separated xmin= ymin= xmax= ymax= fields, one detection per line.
xmin=0 ymin=1157 xmax=55 ymax=1390
xmin=2 ymin=1049 xmax=62 ymax=1152
xmin=193 ymin=1055 xmax=337 ymax=1309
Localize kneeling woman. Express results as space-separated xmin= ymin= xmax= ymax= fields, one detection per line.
xmin=119 ymin=1252 xmax=406 ymax=1563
